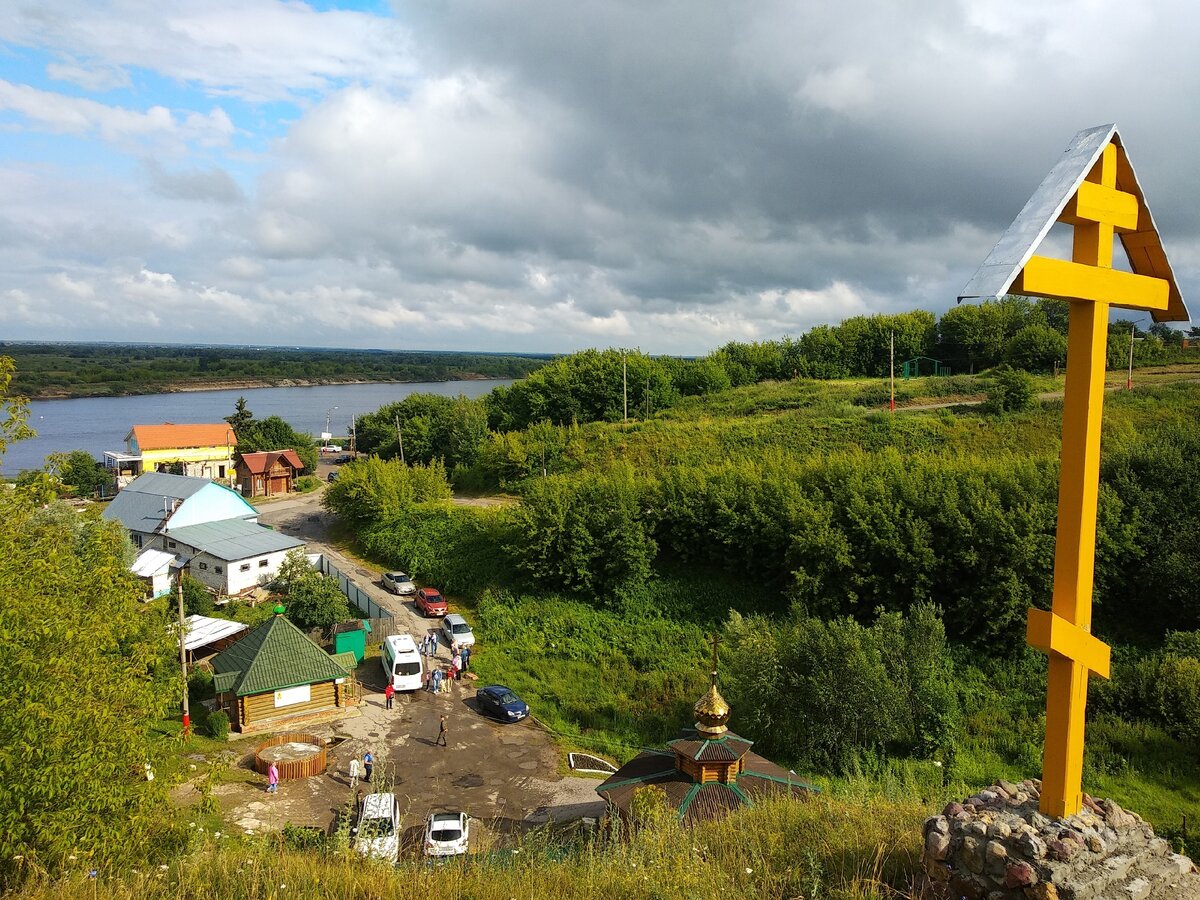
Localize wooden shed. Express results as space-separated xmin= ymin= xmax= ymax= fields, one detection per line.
xmin=210 ymin=609 xmax=354 ymax=733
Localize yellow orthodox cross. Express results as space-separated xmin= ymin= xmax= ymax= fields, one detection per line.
xmin=959 ymin=125 xmax=1189 ymax=818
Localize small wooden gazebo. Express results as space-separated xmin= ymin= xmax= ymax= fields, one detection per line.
xmin=211 ymin=607 xmax=355 ymax=733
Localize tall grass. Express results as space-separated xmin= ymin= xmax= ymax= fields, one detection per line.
xmin=16 ymin=796 xmax=928 ymax=900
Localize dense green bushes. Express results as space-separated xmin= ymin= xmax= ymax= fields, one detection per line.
xmin=322 ymin=457 xmax=452 ymax=529
xmin=0 ymin=494 xmax=180 ymax=884
xmin=509 ymin=470 xmax=657 ymax=597
xmin=723 ymin=603 xmax=958 ymax=770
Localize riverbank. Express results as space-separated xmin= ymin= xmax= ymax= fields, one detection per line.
xmin=24 ymin=373 xmax=507 ymax=401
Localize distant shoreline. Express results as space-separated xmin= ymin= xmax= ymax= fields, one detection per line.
xmin=24 ymin=374 xmax=507 ymax=402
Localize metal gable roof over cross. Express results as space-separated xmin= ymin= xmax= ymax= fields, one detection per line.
xmin=958 ymin=123 xmax=1189 ymax=323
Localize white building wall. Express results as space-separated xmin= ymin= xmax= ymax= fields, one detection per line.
xmin=183 ymin=547 xmax=295 ymax=594
xmin=224 ymin=548 xmax=294 ymax=594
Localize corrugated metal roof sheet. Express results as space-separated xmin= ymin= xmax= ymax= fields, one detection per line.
xmin=131 ymin=548 xmax=178 ymax=577
xmin=130 ymin=423 xmax=238 ymax=451
xmin=210 ymin=613 xmax=351 ymax=696
xmin=182 ymin=614 xmax=249 ymax=652
xmin=167 ymin=518 xmax=303 ymax=561
xmin=103 ymin=472 xmax=214 ymax=532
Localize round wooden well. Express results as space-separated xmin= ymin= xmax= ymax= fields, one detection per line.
xmin=253 ymin=732 xmax=328 ymax=780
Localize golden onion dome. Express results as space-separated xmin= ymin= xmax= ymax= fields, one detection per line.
xmin=694 ymin=673 xmax=730 ymax=737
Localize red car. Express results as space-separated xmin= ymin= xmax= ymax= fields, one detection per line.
xmin=415 ymin=588 xmax=447 ymax=617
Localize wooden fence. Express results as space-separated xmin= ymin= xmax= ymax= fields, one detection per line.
xmin=253 ymin=732 xmax=328 ymax=780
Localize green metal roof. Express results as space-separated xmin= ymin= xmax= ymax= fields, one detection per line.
xmin=167 ymin=517 xmax=304 ymax=561
xmin=210 ymin=614 xmax=352 ymax=696
xmin=329 ymin=650 xmax=358 ymax=671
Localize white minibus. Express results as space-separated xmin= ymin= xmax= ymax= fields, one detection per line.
xmin=381 ymin=634 xmax=423 ymax=692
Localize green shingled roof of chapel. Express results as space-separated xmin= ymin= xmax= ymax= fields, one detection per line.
xmin=211 ymin=613 xmax=351 ymax=697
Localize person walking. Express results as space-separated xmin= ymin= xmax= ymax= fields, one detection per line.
xmin=451 ymin=652 xmax=462 ymax=680
xmin=461 ymin=646 xmax=471 ymax=673
xmin=436 ymin=714 xmax=448 ymax=747
xmin=363 ymin=751 xmax=374 ymax=785
xmin=384 ymin=682 xmax=395 ymax=710
xmin=431 ymin=631 xmax=440 ymax=657
xmin=266 ymin=761 xmax=279 ymax=794
xmin=430 ymin=667 xmax=442 ymax=694
xmin=348 ymin=756 xmax=360 ymax=791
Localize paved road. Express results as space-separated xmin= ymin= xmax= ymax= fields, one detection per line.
xmin=243 ymin=481 xmax=605 ymax=838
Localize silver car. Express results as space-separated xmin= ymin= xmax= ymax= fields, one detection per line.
xmin=440 ymin=613 xmax=475 ymax=648
xmin=382 ymin=571 xmax=416 ymax=595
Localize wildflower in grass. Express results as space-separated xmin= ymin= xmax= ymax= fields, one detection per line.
xmin=745 ymin=867 xmax=753 ymax=874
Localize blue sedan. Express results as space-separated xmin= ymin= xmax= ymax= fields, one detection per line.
xmin=475 ymin=685 xmax=529 ymax=723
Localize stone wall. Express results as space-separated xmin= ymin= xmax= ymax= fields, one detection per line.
xmin=922 ymin=778 xmax=1199 ymax=900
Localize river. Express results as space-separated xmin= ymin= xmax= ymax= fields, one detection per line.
xmin=1 ymin=380 xmax=512 ymax=476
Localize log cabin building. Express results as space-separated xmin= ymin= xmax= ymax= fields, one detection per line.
xmin=235 ymin=450 xmax=305 ymax=498
xmin=211 ymin=607 xmax=357 ymax=733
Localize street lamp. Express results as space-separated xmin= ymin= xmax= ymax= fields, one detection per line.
xmin=323 ymin=407 xmax=338 ymax=449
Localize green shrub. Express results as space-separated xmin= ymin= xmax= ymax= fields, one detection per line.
xmin=205 ymin=709 xmax=230 ymax=740
xmin=281 ymin=823 xmax=325 ymax=852
xmin=294 ymin=475 xmax=320 ymax=493
xmin=984 ymin=365 xmax=1035 ymax=414
xmin=181 ymin=575 xmax=214 ymax=616
xmin=187 ymin=669 xmax=215 ymax=706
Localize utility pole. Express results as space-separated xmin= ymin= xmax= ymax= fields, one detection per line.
xmin=1127 ymin=325 xmax=1136 ymax=391
xmin=395 ymin=415 xmax=405 ymax=464
xmin=889 ymin=330 xmax=896 ymax=412
xmin=178 ymin=573 xmax=190 ymax=736
xmin=350 ymin=417 xmax=356 ymax=456
xmin=622 ymin=351 xmax=628 ymax=423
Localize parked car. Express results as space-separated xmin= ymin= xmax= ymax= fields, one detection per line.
xmin=320 ymin=444 xmax=343 ymax=453
xmin=475 ymin=685 xmax=529 ymax=722
xmin=327 ymin=471 xmax=339 ymax=483
xmin=440 ymin=613 xmax=475 ymax=648
xmin=337 ymin=454 xmax=353 ymax=464
xmin=353 ymin=793 xmax=401 ymax=864
xmin=382 ymin=571 xmax=416 ymax=595
xmin=415 ymin=587 xmax=447 ymax=617
xmin=423 ymin=811 xmax=469 ymax=857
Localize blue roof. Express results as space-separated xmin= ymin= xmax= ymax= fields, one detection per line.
xmin=167 ymin=518 xmax=304 ymax=561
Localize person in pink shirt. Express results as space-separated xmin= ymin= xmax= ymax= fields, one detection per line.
xmin=267 ymin=761 xmax=279 ymax=794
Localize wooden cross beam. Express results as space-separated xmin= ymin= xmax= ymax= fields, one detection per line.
xmin=1012 ymin=142 xmax=1167 ymax=818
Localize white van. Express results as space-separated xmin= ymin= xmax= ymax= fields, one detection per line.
xmin=381 ymin=634 xmax=423 ymax=692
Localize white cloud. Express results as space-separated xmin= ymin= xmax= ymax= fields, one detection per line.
xmin=2 ymin=0 xmax=418 ymax=103
xmin=0 ymin=80 xmax=233 ymax=150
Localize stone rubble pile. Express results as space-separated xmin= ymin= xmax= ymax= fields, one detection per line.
xmin=922 ymin=778 xmax=1200 ymax=900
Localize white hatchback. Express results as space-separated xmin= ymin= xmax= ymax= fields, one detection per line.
xmin=423 ymin=811 xmax=469 ymax=857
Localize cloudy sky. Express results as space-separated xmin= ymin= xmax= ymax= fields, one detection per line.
xmin=0 ymin=1 xmax=1195 ymax=355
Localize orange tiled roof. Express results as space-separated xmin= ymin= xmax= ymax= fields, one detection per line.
xmin=129 ymin=423 xmax=237 ymax=451
xmin=238 ymin=450 xmax=304 ymax=474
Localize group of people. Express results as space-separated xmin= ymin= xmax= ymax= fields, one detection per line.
xmin=418 ymin=632 xmax=439 ymax=657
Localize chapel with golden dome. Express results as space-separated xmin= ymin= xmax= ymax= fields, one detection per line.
xmin=595 ymin=635 xmax=815 ymax=825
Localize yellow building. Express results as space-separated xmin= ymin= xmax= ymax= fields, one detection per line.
xmin=106 ymin=423 xmax=237 ymax=486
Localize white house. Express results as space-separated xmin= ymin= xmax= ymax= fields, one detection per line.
xmin=105 ymin=472 xmax=304 ymax=595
